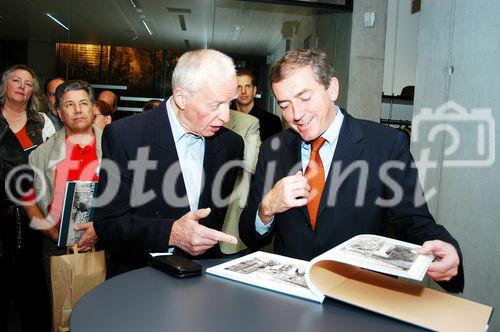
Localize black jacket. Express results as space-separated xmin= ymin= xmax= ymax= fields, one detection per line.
xmin=94 ymin=100 xmax=244 ymax=273
xmin=0 ymin=120 xmax=31 ymax=201
xmin=249 ymin=106 xmax=283 ymax=142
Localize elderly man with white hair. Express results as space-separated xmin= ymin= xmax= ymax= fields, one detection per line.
xmin=94 ymin=49 xmax=244 ymax=277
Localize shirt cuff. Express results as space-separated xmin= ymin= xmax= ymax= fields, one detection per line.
xmin=255 ymin=209 xmax=274 ymax=235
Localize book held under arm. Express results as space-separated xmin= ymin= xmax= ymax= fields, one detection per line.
xmin=57 ymin=181 xmax=98 ymax=247
xmin=207 ymin=234 xmax=493 ymax=332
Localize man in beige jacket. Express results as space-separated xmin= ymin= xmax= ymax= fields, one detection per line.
xmin=220 ymin=110 xmax=261 ymax=254
xmin=221 ymin=110 xmax=261 ymax=254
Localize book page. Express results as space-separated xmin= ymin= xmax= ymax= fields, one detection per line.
xmin=309 ymin=234 xmax=434 ymax=281
xmin=206 ymin=251 xmax=324 ymax=303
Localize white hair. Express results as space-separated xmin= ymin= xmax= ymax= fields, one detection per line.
xmin=172 ymin=49 xmax=236 ymax=95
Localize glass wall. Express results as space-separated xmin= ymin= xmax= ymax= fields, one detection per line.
xmin=0 ymin=0 xmax=352 ymax=114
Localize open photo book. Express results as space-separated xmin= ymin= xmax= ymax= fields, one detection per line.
xmin=207 ymin=234 xmax=493 ymax=332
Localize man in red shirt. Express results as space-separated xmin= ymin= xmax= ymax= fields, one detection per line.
xmin=28 ymin=80 xmax=102 ymax=263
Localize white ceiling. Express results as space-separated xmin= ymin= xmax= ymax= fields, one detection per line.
xmin=0 ymin=0 xmax=338 ymax=55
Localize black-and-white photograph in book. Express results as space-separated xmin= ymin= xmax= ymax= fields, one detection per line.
xmin=339 ymin=235 xmax=418 ymax=271
xmin=225 ymin=257 xmax=307 ymax=289
xmin=65 ymin=182 xmax=96 ymax=246
xmin=207 ymin=235 xmax=434 ymax=304
xmin=206 ymin=251 xmax=324 ymax=302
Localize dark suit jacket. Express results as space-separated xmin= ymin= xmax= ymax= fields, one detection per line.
xmin=249 ymin=106 xmax=283 ymax=142
xmin=94 ymin=100 xmax=244 ymax=274
xmin=239 ymin=110 xmax=464 ymax=292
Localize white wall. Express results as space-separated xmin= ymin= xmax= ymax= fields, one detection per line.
xmin=345 ymin=0 xmax=388 ymax=121
xmin=412 ymin=1 xmax=500 ymax=329
xmin=380 ymin=101 xmax=413 ymax=121
xmin=383 ymin=0 xmax=420 ymax=96
xmin=316 ymin=12 xmax=352 ymax=109
xmin=265 ymin=15 xmax=313 ymax=117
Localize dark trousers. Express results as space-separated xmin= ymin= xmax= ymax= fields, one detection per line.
xmin=41 ymin=237 xmax=68 ymax=297
xmin=0 ymin=205 xmax=51 ymax=332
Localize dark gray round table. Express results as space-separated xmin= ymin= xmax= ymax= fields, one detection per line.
xmin=70 ymin=259 xmax=427 ymax=332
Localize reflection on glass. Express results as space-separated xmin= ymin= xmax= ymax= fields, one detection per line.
xmin=57 ymin=43 xmax=182 ymax=97
xmin=0 ymin=0 xmax=351 ymax=111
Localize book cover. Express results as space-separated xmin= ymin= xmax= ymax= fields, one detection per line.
xmin=57 ymin=181 xmax=98 ymax=247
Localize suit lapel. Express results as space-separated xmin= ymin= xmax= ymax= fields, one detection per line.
xmin=317 ymin=113 xmax=365 ymax=220
xmin=282 ymin=131 xmax=310 ymax=221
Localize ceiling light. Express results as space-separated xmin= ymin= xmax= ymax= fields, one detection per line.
xmin=45 ymin=13 xmax=69 ymax=31
xmin=142 ymin=20 xmax=152 ymax=35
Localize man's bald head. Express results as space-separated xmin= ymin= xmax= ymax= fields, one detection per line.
xmin=98 ymin=90 xmax=118 ymax=112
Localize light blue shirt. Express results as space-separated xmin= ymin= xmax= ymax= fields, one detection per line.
xmin=255 ymin=107 xmax=344 ymax=234
xmin=166 ymin=97 xmax=205 ymax=211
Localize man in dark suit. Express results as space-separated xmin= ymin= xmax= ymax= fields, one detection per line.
xmin=94 ymin=49 xmax=243 ymax=276
xmin=236 ymin=69 xmax=282 ymax=142
xmin=239 ymin=49 xmax=463 ymax=293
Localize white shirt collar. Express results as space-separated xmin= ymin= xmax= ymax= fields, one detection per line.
xmin=165 ymin=96 xmax=204 ymax=143
xmin=321 ymin=106 xmax=344 ymax=145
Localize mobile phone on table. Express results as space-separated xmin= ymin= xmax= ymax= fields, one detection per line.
xmin=150 ymin=254 xmax=202 ymax=278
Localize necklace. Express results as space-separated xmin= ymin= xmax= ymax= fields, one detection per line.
xmin=1 ymin=107 xmax=27 ymax=122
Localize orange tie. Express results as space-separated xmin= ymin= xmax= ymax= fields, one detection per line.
xmin=304 ymin=137 xmax=326 ymax=230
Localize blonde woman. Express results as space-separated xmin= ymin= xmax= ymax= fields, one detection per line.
xmin=0 ymin=64 xmax=55 ymax=154
xmin=0 ymin=64 xmax=53 ymax=331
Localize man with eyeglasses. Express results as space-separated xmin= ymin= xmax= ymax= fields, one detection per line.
xmin=44 ymin=77 xmax=65 ymax=130
xmin=28 ymin=80 xmax=102 ymax=276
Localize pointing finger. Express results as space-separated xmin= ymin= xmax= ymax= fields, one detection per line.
xmin=203 ymin=228 xmax=237 ymax=244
